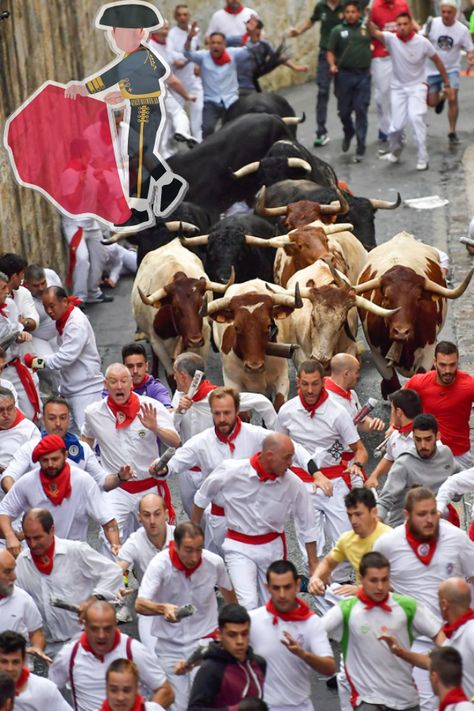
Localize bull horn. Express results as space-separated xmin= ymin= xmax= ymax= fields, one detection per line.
xmin=245 ymin=234 xmax=291 ymax=248
xmin=423 ymin=268 xmax=474 ymax=299
xmin=199 ymin=294 xmax=208 ymax=317
xmin=231 ymin=161 xmax=260 ymax=179
xmin=206 ymin=266 xmax=236 ymax=293
xmin=325 ymin=260 xmax=346 ymax=288
xmin=271 ymin=282 xmax=303 ymax=309
xmin=282 ymin=114 xmax=305 ymax=125
xmin=164 ymin=221 xmax=199 ymax=233
xmin=138 ymin=285 xmax=167 ymax=306
xmin=287 ymin=157 xmax=312 ymax=173
xmin=336 ymin=188 xmax=350 ymax=215
xmin=352 ymin=276 xmax=382 ymax=293
xmin=319 ymin=200 xmax=342 ymax=216
xmin=206 ymin=295 xmax=233 ymax=316
xmin=321 ymin=222 xmax=354 ymax=235
xmin=356 ymin=295 xmax=399 ymax=317
xmin=179 ymin=234 xmax=209 ymax=247
xmin=255 ymin=187 xmax=288 ymax=218
xmin=101 ymin=231 xmax=133 ymax=245
xmin=369 ymin=192 xmax=402 ymax=210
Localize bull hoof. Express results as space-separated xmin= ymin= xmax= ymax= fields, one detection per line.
xmin=380 ymin=373 xmax=401 ymax=399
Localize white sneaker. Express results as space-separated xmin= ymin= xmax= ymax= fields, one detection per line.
xmin=379 ymin=152 xmax=399 ymax=163
xmin=416 ymin=161 xmax=429 ymax=171
xmin=116 ymin=606 xmax=133 ymax=624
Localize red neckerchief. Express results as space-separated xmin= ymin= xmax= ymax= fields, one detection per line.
xmin=0 ymin=302 xmax=7 ymax=317
xmin=39 ymin=462 xmax=72 ymax=506
xmin=241 ymin=32 xmax=250 ymax=44
xmin=168 ymin=540 xmax=202 ymax=577
xmin=215 ymin=417 xmax=242 ymax=452
xmin=266 ymin=597 xmax=314 ymax=625
xmin=443 ymin=609 xmax=474 ymax=639
xmin=212 ymin=50 xmax=232 ymax=65
xmin=405 ymin=523 xmax=438 ymax=566
xmin=250 ymin=451 xmax=278 ymax=482
xmin=151 ymin=33 xmax=166 ymax=44
xmin=55 ymin=297 xmax=82 ymax=335
xmin=395 ymin=422 xmax=413 ymax=434
xmin=224 ymin=2 xmax=244 ymax=13
xmin=31 ymin=538 xmax=55 ymax=575
xmin=80 ymin=629 xmax=121 ymax=662
xmin=134 ymin=373 xmax=151 ymax=389
xmin=15 ymin=667 xmax=30 ymax=695
xmin=107 ymin=392 xmax=141 ymax=429
xmin=3 ymin=408 xmax=25 ymax=430
xmin=100 ymin=695 xmax=146 ymax=711
xmin=397 ymin=30 xmax=415 ymax=42
xmin=357 ymin=588 xmax=392 ymax=612
xmin=298 ymin=387 xmax=329 ymax=417
xmin=324 ymin=377 xmax=352 ymax=401
xmin=192 ymin=380 xmax=217 ymax=402
xmin=439 ymin=688 xmax=469 ymax=711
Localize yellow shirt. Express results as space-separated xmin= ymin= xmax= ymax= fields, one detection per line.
xmin=330 ymin=521 xmax=392 ymax=583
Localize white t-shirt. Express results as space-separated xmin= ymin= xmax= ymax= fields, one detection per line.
xmin=167 ymin=25 xmax=203 ymax=90
xmin=443 ymin=619 xmax=474 ymax=697
xmin=250 ymin=605 xmax=333 ymax=707
xmin=0 ymin=418 xmax=40 ymax=469
xmin=118 ymin=523 xmax=175 ymax=579
xmin=426 ymin=18 xmax=473 ymax=74
xmin=138 ymin=547 xmax=231 ymax=645
xmin=207 ymin=6 xmax=256 ymax=37
xmin=373 ymin=521 xmax=474 ymax=620
xmin=384 ymin=429 xmax=414 ymax=462
xmin=276 ymin=394 xmax=359 ymax=468
xmin=15 ymin=672 xmax=72 ymax=711
xmin=383 ymin=31 xmax=435 ymax=86
xmin=0 ymin=585 xmax=43 ymax=639
xmin=323 ymin=593 xmax=441 ymax=708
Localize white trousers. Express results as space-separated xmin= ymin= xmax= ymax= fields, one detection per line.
xmin=389 ymin=83 xmax=428 ymax=163
xmin=156 ymin=641 xmax=200 ymax=711
xmin=372 ymin=56 xmax=393 ymax=137
xmin=63 ymin=222 xmax=108 ymax=301
xmin=67 ymin=389 xmax=103 ymax=431
xmin=104 ymin=244 xmax=137 ymax=286
xmin=411 ymin=638 xmax=437 ymax=711
xmin=223 ymin=537 xmax=285 ymax=610
xmin=178 ymin=469 xmax=203 ymax=518
xmin=30 ymin=336 xmax=60 ymax=395
xmin=160 ymin=95 xmax=192 ymax=159
xmin=206 ymin=512 xmax=226 ymax=558
xmin=174 ymin=84 xmax=204 ymax=142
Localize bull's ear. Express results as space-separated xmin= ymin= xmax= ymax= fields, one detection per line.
xmin=221 ymin=325 xmax=236 ymax=354
xmin=209 ymin=309 xmax=234 ymax=324
xmin=272 ymin=305 xmax=294 ymax=320
xmin=283 ymin=244 xmax=296 ymax=256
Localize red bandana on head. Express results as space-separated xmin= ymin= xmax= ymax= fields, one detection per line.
xmin=266 ymin=597 xmax=314 ymax=625
xmin=31 ymin=538 xmax=55 ymax=575
xmin=357 ymin=588 xmax=392 ymax=612
xmin=324 ymin=377 xmax=352 ymax=401
xmin=169 ymin=540 xmax=202 ymax=577
xmin=215 ymin=416 xmax=242 ymax=452
xmin=250 ymin=452 xmax=277 ymax=482
xmin=439 ymin=688 xmax=469 ymax=711
xmin=39 ymin=463 xmax=72 ymax=506
xmin=443 ymin=609 xmax=474 ymax=639
xmin=80 ymin=629 xmax=121 ymax=662
xmin=192 ymin=380 xmax=217 ymax=402
xmin=224 ymin=2 xmax=244 ymax=13
xmin=55 ymin=297 xmax=82 ymax=335
xmin=298 ymin=387 xmax=329 ymax=417
xmin=15 ymin=667 xmax=30 ymax=695
xmin=211 ymin=50 xmax=232 ymax=65
xmin=101 ymin=695 xmax=146 ymax=711
xmin=405 ymin=523 xmax=437 ymax=566
xmin=107 ymin=392 xmax=141 ymax=429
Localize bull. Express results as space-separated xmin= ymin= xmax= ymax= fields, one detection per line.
xmin=222 ymin=92 xmax=297 ymax=125
xmin=255 ymin=185 xmax=349 ymax=229
xmin=204 ymin=279 xmax=303 ymax=410
xmin=131 ymin=238 xmax=233 ymax=377
xmin=354 ymin=231 xmax=474 ymax=397
xmin=276 ymin=260 xmax=396 ymax=370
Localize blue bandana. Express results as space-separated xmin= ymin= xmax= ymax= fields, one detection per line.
xmin=41 ymin=430 xmax=84 ymax=464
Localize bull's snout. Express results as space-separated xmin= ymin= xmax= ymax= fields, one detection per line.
xmin=186 ymin=336 xmax=205 ymax=348
xmin=389 ymin=324 xmax=412 ymax=341
xmin=244 ymin=360 xmax=265 ymax=374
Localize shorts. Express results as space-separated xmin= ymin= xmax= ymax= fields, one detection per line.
xmin=427 ymin=70 xmax=460 ymax=93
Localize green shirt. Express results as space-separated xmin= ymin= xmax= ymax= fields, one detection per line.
xmin=327 ymin=19 xmax=372 ymax=70
xmin=470 ymin=9 xmax=474 ymax=34
xmin=311 ymin=1 xmax=345 ymax=49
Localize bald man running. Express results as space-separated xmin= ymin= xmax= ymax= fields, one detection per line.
xmin=192 ymin=432 xmax=319 ymax=609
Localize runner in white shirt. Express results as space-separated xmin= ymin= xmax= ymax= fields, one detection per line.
xmin=117 ymin=494 xmax=175 ymax=651
xmin=24 ymin=286 xmax=104 ymax=428
xmin=372 ymin=13 xmax=453 ymax=170
xmin=82 ymin=364 xmax=179 ymax=540
xmin=15 ymin=510 xmax=123 ymax=654
xmin=429 ymin=647 xmax=473 ymax=711
xmin=207 ymin=2 xmax=257 ymax=38
xmin=277 ymin=359 xmax=367 ymax=577
xmin=373 ymin=488 xmax=474 ymax=711
xmin=168 ymin=5 xmax=204 ymax=141
xmin=323 ymin=551 xmax=443 ymax=711
xmin=102 ymin=658 xmax=166 ymax=711
xmin=250 ymin=560 xmax=335 ymax=711
xmin=426 ymin=1 xmax=474 ymax=144
xmin=0 ymin=550 xmax=46 ymax=661
xmin=61 ymin=214 xmax=111 ymax=305
xmin=0 ymin=631 xmax=72 ymax=711
xmin=0 ymin=389 xmax=40 ymax=475
xmin=136 ymin=522 xmax=236 ymax=711
xmin=0 ymin=435 xmax=119 ymax=556
xmin=436 ymin=467 xmax=474 ymax=538
xmin=50 ymin=601 xmax=173 ymax=711
xmin=191 ymin=433 xmax=318 ymax=610
xmin=365 ymin=388 xmax=422 ymax=490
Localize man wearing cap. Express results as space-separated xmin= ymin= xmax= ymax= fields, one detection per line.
xmin=0 ymin=434 xmax=120 ymax=557
xmin=65 ymin=1 xmax=187 ymax=230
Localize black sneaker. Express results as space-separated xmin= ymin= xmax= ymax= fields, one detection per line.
xmin=114 ymin=207 xmax=153 ymax=230
xmin=435 ymin=98 xmax=445 ymax=114
xmin=448 ymin=132 xmax=460 ymax=145
xmin=86 ymin=293 xmax=114 ymax=304
xmin=342 ymin=135 xmax=352 ymax=152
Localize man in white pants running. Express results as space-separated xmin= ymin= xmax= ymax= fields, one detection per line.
xmin=371 ymin=12 xmax=453 ymax=171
